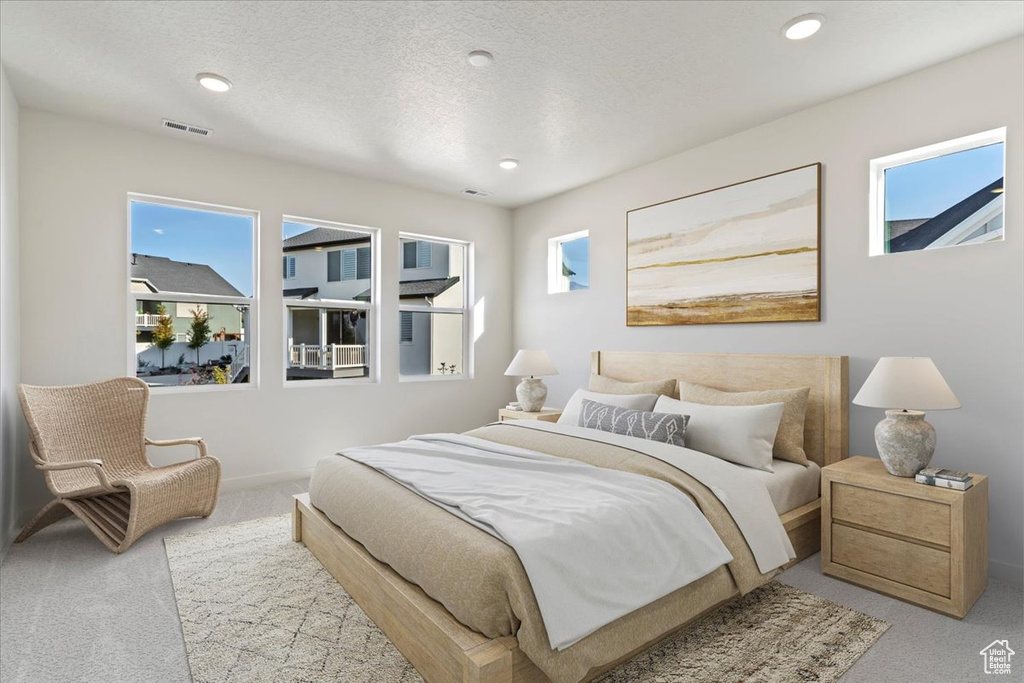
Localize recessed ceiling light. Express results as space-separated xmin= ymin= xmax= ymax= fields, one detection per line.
xmin=782 ymin=14 xmax=824 ymax=40
xmin=468 ymin=50 xmax=494 ymax=67
xmin=498 ymin=158 xmax=519 ymax=170
xmin=196 ymin=72 xmax=232 ymax=92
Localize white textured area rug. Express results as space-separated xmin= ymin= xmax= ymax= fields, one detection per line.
xmin=166 ymin=514 xmax=889 ymax=683
xmin=165 ymin=515 xmax=421 ymax=683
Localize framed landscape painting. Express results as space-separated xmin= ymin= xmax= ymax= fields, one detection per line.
xmin=626 ymin=163 xmax=821 ymax=326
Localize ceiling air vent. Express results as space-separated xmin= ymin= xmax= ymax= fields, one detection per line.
xmin=461 ymin=188 xmax=491 ymax=197
xmin=162 ymin=119 xmax=213 ymax=138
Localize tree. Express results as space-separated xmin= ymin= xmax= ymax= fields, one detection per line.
xmin=152 ymin=304 xmax=175 ymax=368
xmin=186 ymin=308 xmax=212 ymax=366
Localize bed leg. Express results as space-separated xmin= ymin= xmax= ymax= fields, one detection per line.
xmin=292 ymin=497 xmax=303 ymax=543
xmin=464 ymin=641 xmax=513 ymax=683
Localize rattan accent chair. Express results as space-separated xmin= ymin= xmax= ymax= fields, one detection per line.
xmin=16 ymin=377 xmax=221 ymax=553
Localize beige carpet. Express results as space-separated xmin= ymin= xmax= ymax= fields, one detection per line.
xmin=165 ymin=515 xmax=889 ymax=683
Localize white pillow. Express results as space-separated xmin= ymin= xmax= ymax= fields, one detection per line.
xmin=558 ymin=390 xmax=659 ymax=427
xmin=654 ymin=396 xmax=784 ymax=472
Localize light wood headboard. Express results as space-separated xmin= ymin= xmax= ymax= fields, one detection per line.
xmin=591 ymin=351 xmax=849 ymax=467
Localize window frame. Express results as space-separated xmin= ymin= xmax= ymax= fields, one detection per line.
xmin=126 ymin=193 xmax=259 ymax=393
xmin=282 ymin=215 xmax=381 ymax=388
xmin=398 ymin=232 xmax=473 ymax=382
xmin=547 ymin=229 xmax=589 ymax=294
xmin=868 ymin=127 xmax=1006 ymax=257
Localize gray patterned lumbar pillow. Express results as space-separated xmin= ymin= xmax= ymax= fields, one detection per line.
xmin=578 ymin=399 xmax=688 ymax=447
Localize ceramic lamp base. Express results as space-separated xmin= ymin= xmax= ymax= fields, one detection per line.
xmin=875 ymin=409 xmax=936 ymax=477
xmin=516 ymin=377 xmax=548 ymax=413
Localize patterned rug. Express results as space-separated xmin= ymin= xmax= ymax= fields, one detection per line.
xmin=165 ymin=515 xmax=889 ymax=683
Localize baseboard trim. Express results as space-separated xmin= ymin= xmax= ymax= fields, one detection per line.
xmin=989 ymin=559 xmax=1023 ymax=586
xmin=218 ymin=467 xmax=314 ymax=494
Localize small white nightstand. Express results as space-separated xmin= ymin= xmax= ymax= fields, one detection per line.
xmin=498 ymin=408 xmax=562 ymax=423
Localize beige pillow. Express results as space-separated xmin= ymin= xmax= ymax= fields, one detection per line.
xmin=678 ymin=381 xmax=811 ymax=466
xmin=589 ymin=373 xmax=676 ymax=397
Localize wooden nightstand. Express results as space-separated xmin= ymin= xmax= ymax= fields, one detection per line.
xmin=822 ymin=456 xmax=988 ymax=618
xmin=497 ymin=408 xmax=562 ymax=423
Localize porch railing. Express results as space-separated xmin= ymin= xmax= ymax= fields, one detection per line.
xmin=136 ymin=313 xmax=161 ymax=327
xmin=289 ymin=344 xmax=366 ymax=370
xmin=229 ymin=345 xmax=249 ymax=382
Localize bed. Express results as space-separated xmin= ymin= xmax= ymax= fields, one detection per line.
xmin=292 ymin=351 xmax=848 ymax=683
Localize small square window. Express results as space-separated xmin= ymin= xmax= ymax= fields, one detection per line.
xmin=548 ymin=231 xmax=589 ymax=293
xmin=870 ymin=128 xmax=1005 ymax=255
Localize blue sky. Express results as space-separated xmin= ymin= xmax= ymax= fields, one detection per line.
xmin=885 ymin=142 xmax=1003 ymax=221
xmin=283 ymin=221 xmax=313 ymax=239
xmin=131 ymin=202 xmax=254 ymax=296
xmin=562 ymin=235 xmax=589 ymax=288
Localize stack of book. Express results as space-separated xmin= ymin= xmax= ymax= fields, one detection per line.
xmin=916 ymin=466 xmax=974 ymax=491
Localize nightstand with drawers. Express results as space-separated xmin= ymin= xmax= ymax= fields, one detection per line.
xmin=821 ymin=456 xmax=988 ymax=619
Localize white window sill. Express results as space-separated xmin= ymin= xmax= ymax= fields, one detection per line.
xmin=399 ymin=373 xmax=469 ymax=383
xmin=146 ymin=382 xmax=257 ymax=395
xmin=284 ymin=376 xmax=379 ymax=389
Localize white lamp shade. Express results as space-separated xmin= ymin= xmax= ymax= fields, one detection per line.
xmin=853 ymin=357 xmax=961 ymax=410
xmin=504 ymin=350 xmax=558 ymax=377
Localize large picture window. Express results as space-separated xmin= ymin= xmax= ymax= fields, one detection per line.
xmin=398 ymin=235 xmax=471 ymax=379
xmin=129 ymin=195 xmax=257 ymax=388
xmin=869 ymin=128 xmax=1005 ymax=255
xmin=283 ymin=217 xmax=379 ymax=382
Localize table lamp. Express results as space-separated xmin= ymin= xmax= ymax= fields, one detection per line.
xmin=853 ymin=357 xmax=961 ymax=477
xmin=504 ymin=350 xmax=558 ymax=412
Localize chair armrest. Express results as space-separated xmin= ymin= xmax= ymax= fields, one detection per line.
xmin=145 ymin=437 xmax=209 ymax=458
xmin=37 ymin=459 xmax=113 ymax=490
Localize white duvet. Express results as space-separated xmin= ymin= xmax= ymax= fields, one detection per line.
xmin=341 ymin=432 xmax=733 ymax=650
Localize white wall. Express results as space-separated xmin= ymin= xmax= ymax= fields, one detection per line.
xmin=512 ymin=38 xmax=1024 ymax=583
xmin=0 ymin=65 xmax=25 ymax=558
xmin=18 ymin=109 xmax=514 ymax=515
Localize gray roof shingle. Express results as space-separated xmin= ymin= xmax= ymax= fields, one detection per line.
xmin=355 ymin=276 xmax=460 ymax=302
xmin=283 ymin=227 xmax=370 ymax=252
xmin=131 ymin=254 xmax=244 ymax=297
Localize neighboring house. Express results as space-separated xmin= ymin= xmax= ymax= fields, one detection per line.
xmin=394 ymin=238 xmax=463 ymax=376
xmin=888 ymin=177 xmax=1004 ymax=252
xmin=282 ymin=229 xmax=461 ymax=378
xmin=284 ymin=228 xmax=372 ymax=379
xmin=132 ymin=253 xmax=249 ymax=380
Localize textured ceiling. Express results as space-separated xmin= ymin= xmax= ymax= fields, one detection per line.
xmin=1 ymin=1 xmax=1022 ymax=207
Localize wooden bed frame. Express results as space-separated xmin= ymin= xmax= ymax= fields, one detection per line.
xmin=293 ymin=351 xmax=849 ymax=683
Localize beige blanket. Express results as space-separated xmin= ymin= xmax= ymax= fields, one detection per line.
xmin=308 ymin=422 xmax=782 ymax=683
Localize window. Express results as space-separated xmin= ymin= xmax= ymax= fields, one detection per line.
xmin=548 ymin=230 xmax=590 ymax=293
xmin=129 ymin=195 xmax=256 ymax=388
xmin=330 ymin=246 xmax=371 ymax=281
xmin=283 ymin=255 xmax=296 ymax=280
xmin=869 ymin=128 xmax=1005 ymax=255
xmin=283 ymin=218 xmax=379 ymax=382
xmin=399 ymin=235 xmax=471 ymax=379
xmin=403 ymin=240 xmax=432 ymax=269
xmin=400 ymin=311 xmax=414 ymax=344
